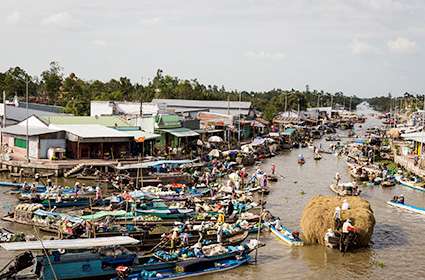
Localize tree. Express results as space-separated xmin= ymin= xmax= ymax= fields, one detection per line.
xmin=40 ymin=61 xmax=63 ymax=103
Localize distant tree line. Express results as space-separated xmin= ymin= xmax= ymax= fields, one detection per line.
xmin=0 ymin=62 xmax=364 ymax=120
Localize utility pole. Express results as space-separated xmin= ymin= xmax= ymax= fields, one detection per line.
xmin=12 ymin=75 xmax=30 ymax=163
xmin=330 ymin=95 xmax=333 ymax=109
xmin=2 ymin=91 xmax=6 ymax=128
xmin=238 ymin=92 xmax=241 ymax=146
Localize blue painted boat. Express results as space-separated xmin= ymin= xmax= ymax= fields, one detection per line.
xmin=387 ymin=201 xmax=425 ymax=215
xmin=0 ymin=237 xmax=141 ymax=280
xmin=40 ymin=198 xmax=93 ymax=208
xmin=0 ymin=181 xmax=24 ymax=188
xmin=115 ymin=255 xmax=251 ymax=280
xmin=266 ymin=223 xmax=304 ymax=246
xmin=395 ymin=175 xmax=425 ymax=192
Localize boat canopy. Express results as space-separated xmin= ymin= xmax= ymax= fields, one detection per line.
xmin=1 ymin=236 xmax=140 ymax=251
xmin=116 ymin=159 xmax=196 ymax=170
xmin=34 ymin=209 xmax=84 ymax=224
xmin=282 ymin=128 xmax=296 ymax=136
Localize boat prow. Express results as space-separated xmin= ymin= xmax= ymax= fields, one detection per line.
xmin=387 ymin=201 xmax=425 ymax=216
xmin=266 ymin=223 xmax=304 ymax=247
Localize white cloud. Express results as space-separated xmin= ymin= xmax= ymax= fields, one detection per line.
xmin=244 ymin=51 xmax=286 ymax=60
xmin=350 ymin=38 xmax=379 ymax=55
xmin=92 ymin=40 xmax=107 ymax=47
xmin=40 ymin=12 xmax=83 ymax=29
xmin=387 ymin=37 xmax=417 ymax=53
xmin=140 ymin=17 xmax=162 ymax=25
xmin=6 ymin=11 xmax=21 ymax=25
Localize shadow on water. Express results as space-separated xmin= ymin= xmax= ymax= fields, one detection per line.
xmin=371 ymin=223 xmax=408 ymax=249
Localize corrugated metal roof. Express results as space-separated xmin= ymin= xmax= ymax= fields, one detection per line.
xmin=1 ymin=236 xmax=139 ymax=251
xmin=40 ymin=116 xmax=131 ymax=127
xmin=0 ymin=124 xmax=61 ymax=136
xmin=161 ymin=127 xmax=199 ymax=137
xmin=50 ymin=124 xmax=133 ymax=138
xmin=0 ymin=104 xmax=66 ymax=122
xmin=152 ymin=99 xmax=252 ymax=109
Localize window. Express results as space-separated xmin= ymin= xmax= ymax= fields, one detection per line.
xmin=14 ymin=138 xmax=27 ymax=149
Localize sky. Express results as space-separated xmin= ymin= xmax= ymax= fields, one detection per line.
xmin=1 ymin=0 xmax=425 ymax=97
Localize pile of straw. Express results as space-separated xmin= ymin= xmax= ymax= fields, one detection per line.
xmin=300 ymin=195 xmax=375 ymax=247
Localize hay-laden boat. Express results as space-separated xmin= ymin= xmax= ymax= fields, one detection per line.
xmin=265 ymin=223 xmax=303 ymax=246
xmin=300 ymin=195 xmax=375 ymax=248
xmin=387 ymin=201 xmax=425 ymax=216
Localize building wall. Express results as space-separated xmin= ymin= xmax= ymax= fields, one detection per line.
xmin=1 ymin=133 xmax=39 ymax=160
xmin=39 ymin=139 xmax=66 ymax=159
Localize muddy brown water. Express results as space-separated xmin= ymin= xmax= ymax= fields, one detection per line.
xmin=1 ymin=107 xmax=425 ymax=279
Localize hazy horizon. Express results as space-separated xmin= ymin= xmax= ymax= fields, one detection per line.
xmin=1 ymin=0 xmax=425 ymax=98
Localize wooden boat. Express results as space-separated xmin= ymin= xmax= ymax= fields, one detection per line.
xmin=381 ymin=179 xmax=395 ymax=188
xmin=387 ymin=201 xmax=425 ymax=216
xmin=135 ymin=208 xmax=194 ymax=219
xmin=329 ymin=183 xmax=360 ymax=196
xmin=115 ymin=256 xmax=251 ymax=280
xmin=395 ymin=176 xmax=425 ymax=192
xmin=266 ymin=223 xmax=303 ymax=246
xmin=0 ymin=237 xmax=142 ymax=280
xmin=0 ymin=181 xmax=24 ymax=188
xmin=314 ymin=154 xmax=322 ymax=160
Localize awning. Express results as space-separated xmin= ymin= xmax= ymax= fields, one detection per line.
xmin=162 ymin=127 xmax=199 ymax=137
xmin=124 ymin=130 xmax=161 ymax=141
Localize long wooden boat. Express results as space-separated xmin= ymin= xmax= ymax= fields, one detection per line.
xmin=387 ymin=201 xmax=425 ymax=215
xmin=395 ymin=176 xmax=425 ymax=192
xmin=135 ymin=208 xmax=194 ymax=219
xmin=116 ymin=256 xmax=250 ymax=280
xmin=329 ymin=183 xmax=360 ymax=196
xmin=266 ymin=223 xmax=303 ymax=246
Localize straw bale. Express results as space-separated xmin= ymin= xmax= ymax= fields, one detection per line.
xmin=300 ymin=195 xmax=375 ymax=247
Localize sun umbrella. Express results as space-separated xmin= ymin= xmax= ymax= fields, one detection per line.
xmin=208 ymin=136 xmax=224 ymax=143
xmin=208 ymin=149 xmax=221 ymax=158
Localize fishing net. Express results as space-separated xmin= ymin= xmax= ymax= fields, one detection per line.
xmin=300 ymin=195 xmax=375 ymax=247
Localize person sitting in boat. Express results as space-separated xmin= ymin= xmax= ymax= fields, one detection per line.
xmin=47 ymin=179 xmax=53 ymax=188
xmin=324 ymin=228 xmax=336 ymax=248
xmin=226 ymin=200 xmax=234 ymax=217
xmin=30 ymin=183 xmax=37 ymax=194
xmin=397 ymin=194 xmax=405 ymax=204
xmin=391 ymin=195 xmax=399 ymax=203
xmin=298 ymin=154 xmax=305 ymax=161
xmin=95 ymin=186 xmax=102 ymax=200
xmin=74 ymin=182 xmax=81 ymax=198
xmin=216 ymin=223 xmax=224 ymax=243
xmin=292 ymin=230 xmax=301 ymax=241
xmin=341 ymin=199 xmax=350 ymax=210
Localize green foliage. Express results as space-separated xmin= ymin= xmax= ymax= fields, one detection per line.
xmin=0 ymin=63 xmax=364 ymax=116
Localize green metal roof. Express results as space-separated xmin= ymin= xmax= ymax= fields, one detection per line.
xmin=155 ymin=114 xmax=181 ymax=129
xmin=40 ymin=116 xmax=131 ymax=127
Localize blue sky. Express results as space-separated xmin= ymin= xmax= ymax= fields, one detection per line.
xmin=1 ymin=0 xmax=425 ymax=97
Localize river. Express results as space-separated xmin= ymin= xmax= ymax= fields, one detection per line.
xmin=1 ymin=105 xmax=425 ymax=279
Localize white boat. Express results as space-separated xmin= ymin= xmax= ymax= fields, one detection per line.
xmin=266 ymin=223 xmax=303 ymax=246
xmin=329 ymin=182 xmax=360 ymax=196
xmin=395 ymin=175 xmax=425 ymax=192
xmin=387 ymin=201 xmax=425 ymax=216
